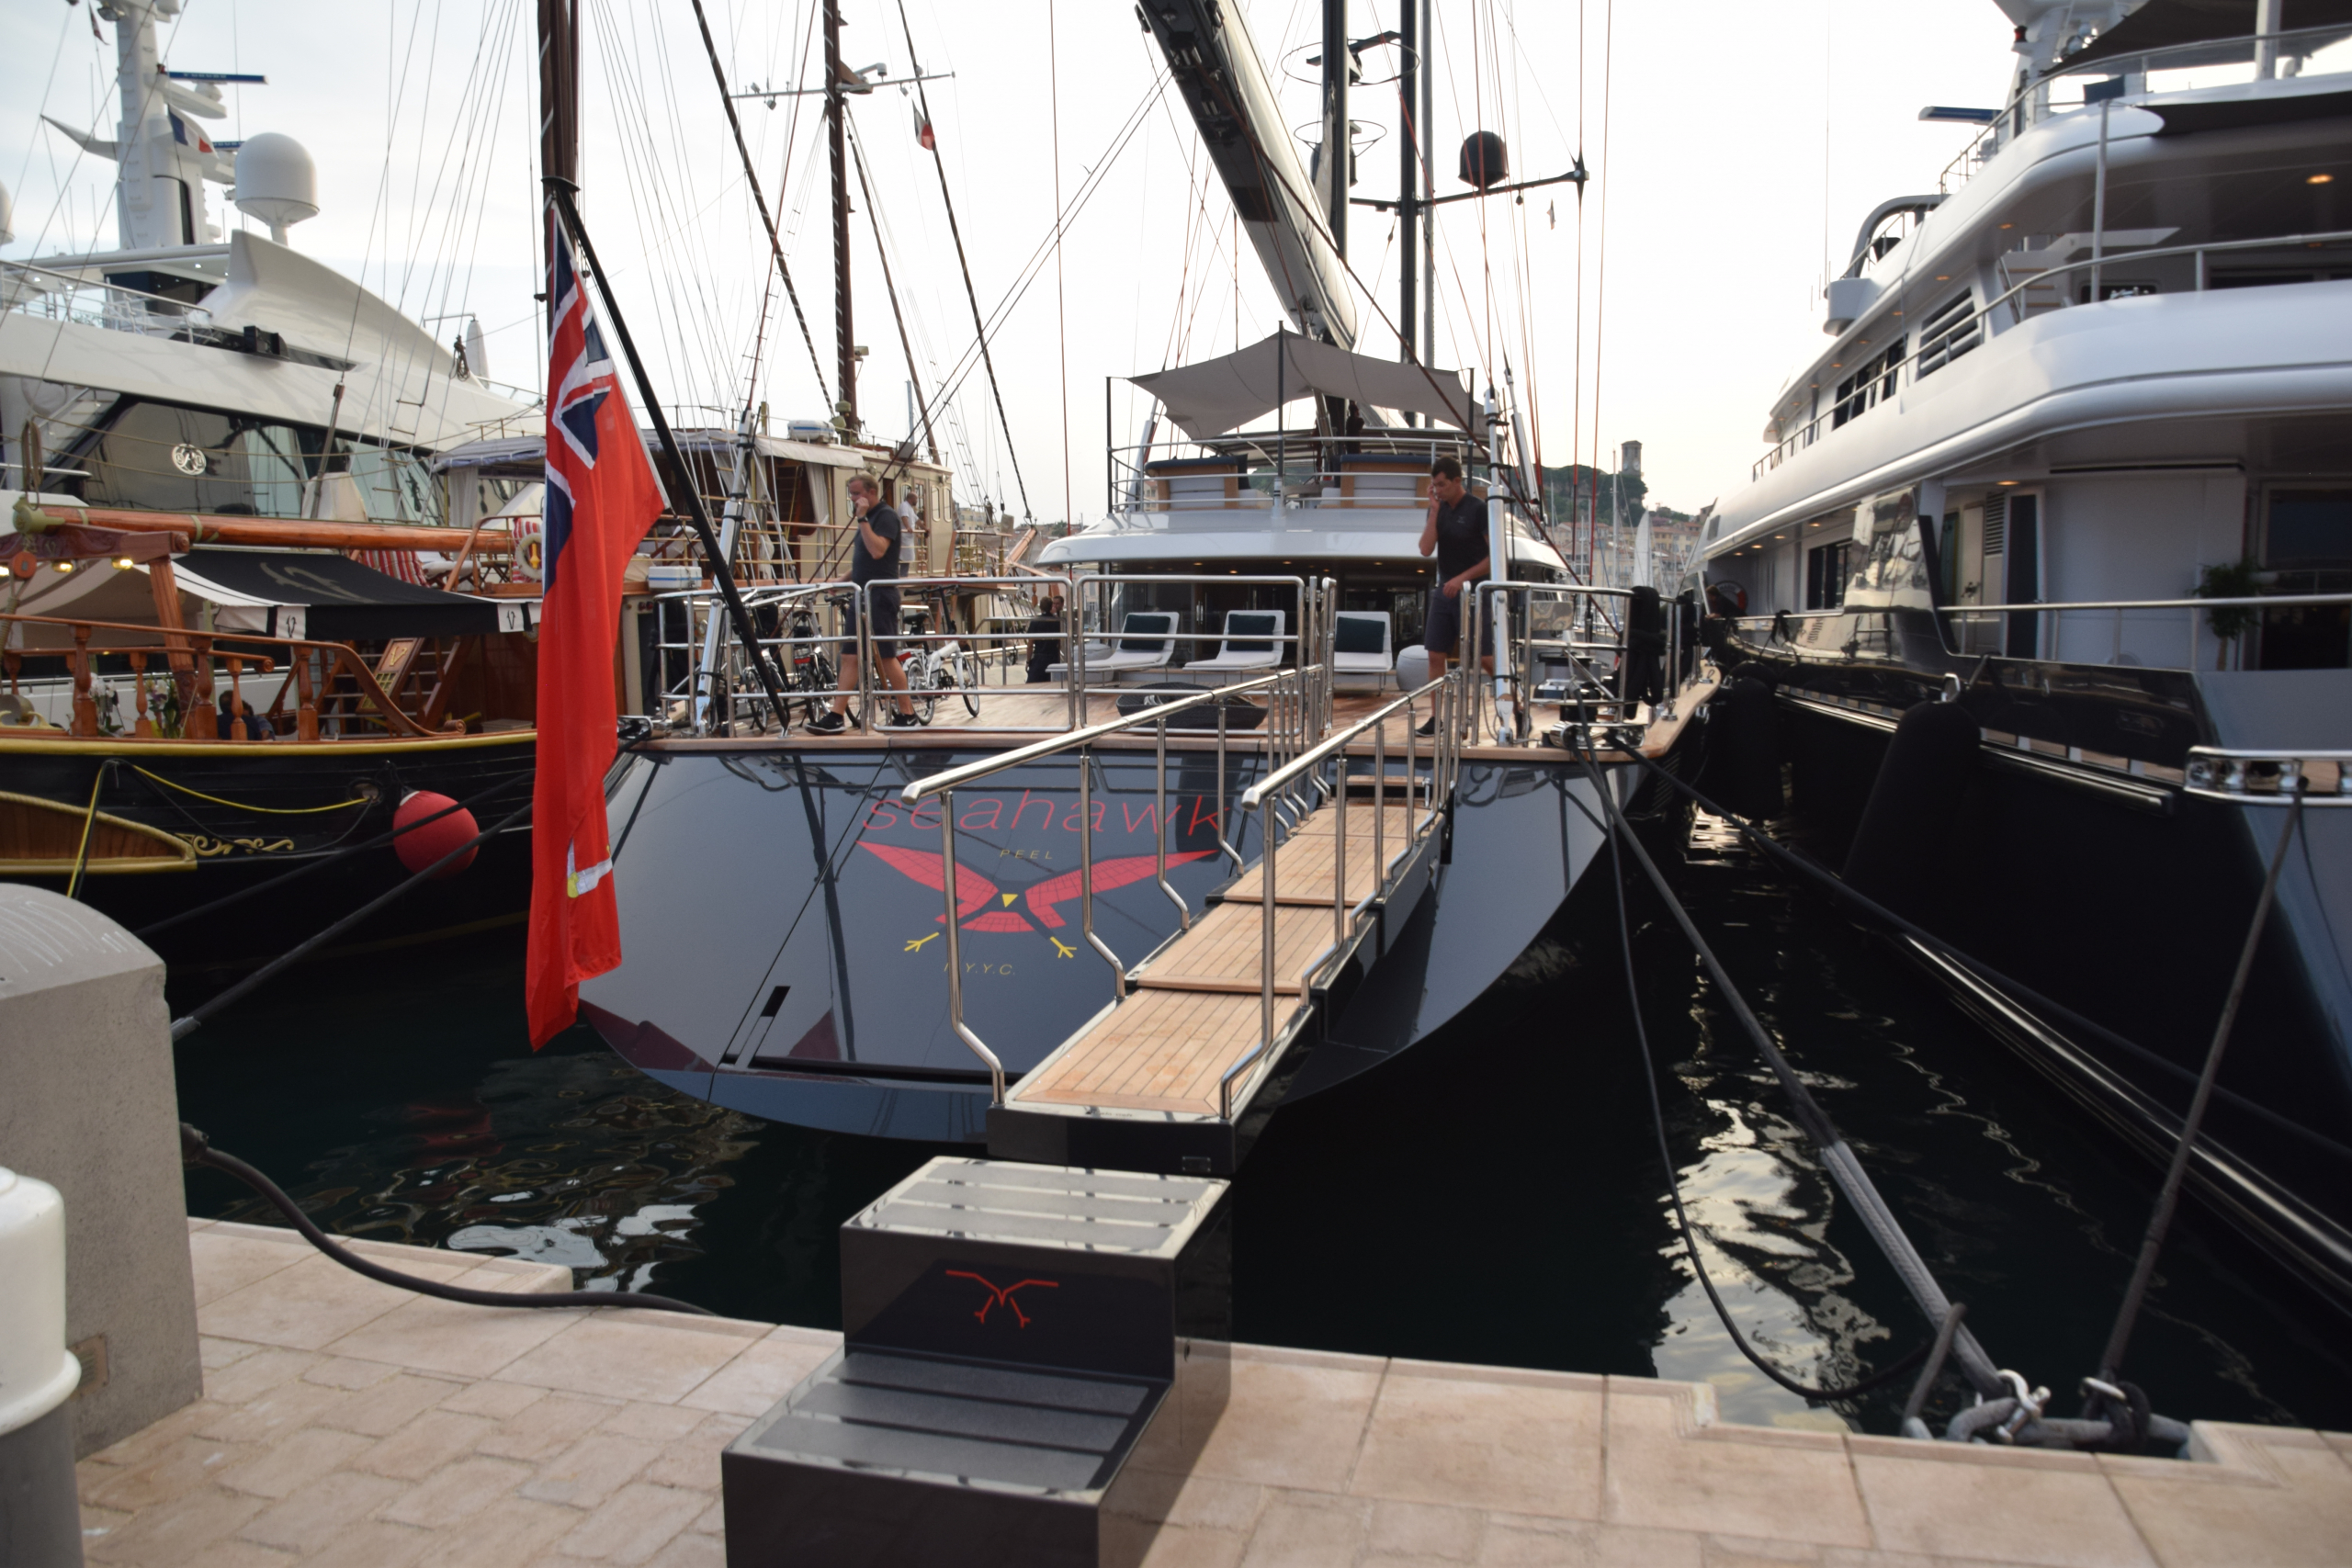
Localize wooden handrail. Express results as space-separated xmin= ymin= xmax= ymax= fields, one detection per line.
xmin=1 ymin=613 xmax=439 ymax=740
xmin=12 ymin=503 xmax=515 ymax=554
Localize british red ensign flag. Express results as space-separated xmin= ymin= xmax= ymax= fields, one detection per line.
xmin=526 ymin=210 xmax=662 ymax=1047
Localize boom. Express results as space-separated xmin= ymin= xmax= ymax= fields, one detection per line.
xmin=1136 ymin=0 xmax=1359 ymax=350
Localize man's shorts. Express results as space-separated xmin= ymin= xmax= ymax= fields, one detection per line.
xmin=847 ymin=583 xmax=900 ymax=660
xmin=1424 ymin=584 xmax=1493 ymax=660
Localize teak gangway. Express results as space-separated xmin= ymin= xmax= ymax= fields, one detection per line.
xmin=899 ymin=668 xmax=1463 ymax=1179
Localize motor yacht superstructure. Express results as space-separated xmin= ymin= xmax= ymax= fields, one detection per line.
xmin=1700 ymin=0 xmax=2352 ymax=1303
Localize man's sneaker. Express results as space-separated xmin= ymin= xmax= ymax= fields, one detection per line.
xmin=1414 ymin=716 xmax=1440 ymax=738
xmin=805 ymin=711 xmax=847 ymax=734
xmin=887 ymin=709 xmax=925 ymax=728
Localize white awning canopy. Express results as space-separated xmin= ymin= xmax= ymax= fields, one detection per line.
xmin=1130 ymin=333 xmax=1473 ymax=442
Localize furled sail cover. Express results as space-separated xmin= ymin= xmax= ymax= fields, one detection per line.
xmin=1130 ymin=333 xmax=1474 ymax=442
xmin=2058 ymin=0 xmax=2352 ymax=71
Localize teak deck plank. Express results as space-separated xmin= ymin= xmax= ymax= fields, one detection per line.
xmin=1218 ymin=822 xmax=1411 ymax=906
xmin=1014 ymin=988 xmax=1267 ymax=1114
xmin=1132 ymin=902 xmax=1333 ymax=996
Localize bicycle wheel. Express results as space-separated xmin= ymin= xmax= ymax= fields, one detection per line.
xmin=950 ymin=652 xmax=980 ymax=716
xmin=908 ymin=660 xmax=939 ymax=726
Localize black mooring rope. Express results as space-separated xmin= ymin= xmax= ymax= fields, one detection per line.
xmin=1583 ymin=755 xmax=1936 ymax=1404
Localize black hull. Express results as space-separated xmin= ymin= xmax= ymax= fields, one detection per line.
xmin=1 ymin=733 xmax=536 ymax=968
xmin=579 ymin=739 xmax=1668 ymax=1144
xmin=1726 ymin=634 xmax=2352 ymax=1306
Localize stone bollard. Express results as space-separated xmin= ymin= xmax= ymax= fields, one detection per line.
xmin=0 ymin=1166 xmax=84 ymax=1566
xmin=0 ymin=886 xmax=200 ymax=1461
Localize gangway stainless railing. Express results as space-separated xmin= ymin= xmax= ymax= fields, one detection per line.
xmin=1219 ymin=670 xmax=1464 ymax=1119
xmin=1466 ymin=581 xmax=1642 ymax=745
xmin=896 ymin=666 xmax=1317 ymax=1104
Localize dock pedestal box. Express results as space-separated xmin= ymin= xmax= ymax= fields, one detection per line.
xmin=721 ymin=1158 xmax=1230 ymax=1566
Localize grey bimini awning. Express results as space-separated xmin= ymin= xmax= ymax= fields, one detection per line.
xmin=1129 ymin=333 xmax=1473 ymax=442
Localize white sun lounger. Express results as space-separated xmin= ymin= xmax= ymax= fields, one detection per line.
xmin=1331 ymin=610 xmax=1395 ymax=690
xmin=1050 ymin=611 xmax=1182 ymax=682
xmin=1182 ymin=610 xmax=1286 ymax=682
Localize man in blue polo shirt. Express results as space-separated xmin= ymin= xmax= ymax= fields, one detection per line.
xmin=1417 ymin=454 xmax=1490 ymax=734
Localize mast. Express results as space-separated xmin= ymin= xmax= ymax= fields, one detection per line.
xmin=1320 ymin=0 xmax=1348 ymax=263
xmin=825 ymin=0 xmax=857 ymax=435
xmin=1397 ymin=0 xmax=1419 ymax=372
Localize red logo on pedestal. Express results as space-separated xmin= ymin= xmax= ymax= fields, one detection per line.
xmin=945 ymin=1269 xmax=1059 ymax=1326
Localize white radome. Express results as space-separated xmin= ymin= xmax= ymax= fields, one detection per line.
xmin=232 ymin=132 xmax=319 ymax=243
xmin=0 ymin=177 xmax=14 ymax=247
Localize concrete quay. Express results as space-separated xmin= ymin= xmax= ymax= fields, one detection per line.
xmin=74 ymin=1217 xmax=2352 ymax=1567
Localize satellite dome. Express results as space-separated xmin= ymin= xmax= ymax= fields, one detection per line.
xmin=0 ymin=179 xmax=14 ymax=247
xmin=233 ymin=134 xmax=319 ymax=243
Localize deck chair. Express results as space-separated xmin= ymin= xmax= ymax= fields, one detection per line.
xmin=1330 ymin=611 xmax=1394 ymax=691
xmin=1182 ymin=610 xmax=1286 ymax=682
xmin=1050 ymin=611 xmax=1181 ymax=682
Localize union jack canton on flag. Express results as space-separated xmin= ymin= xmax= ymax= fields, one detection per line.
xmin=526 ymin=209 xmax=663 ymax=1048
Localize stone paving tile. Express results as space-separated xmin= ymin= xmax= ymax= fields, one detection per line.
xmin=1351 ymin=1362 xmax=1604 ymax=1519
xmin=288 ymin=1517 xmax=436 ymax=1568
xmin=1477 ymin=1513 xmax=1708 ymax=1566
xmin=674 ymin=1330 xmax=837 ymax=1417
xmin=1183 ymin=1346 xmax=1388 ymax=1493
xmin=192 ymin=1376 xmax=350 ymax=1444
xmin=1603 ymin=1382 xmax=1871 ymax=1548
xmin=1851 ymin=1450 xmax=2155 ymax=1567
xmin=84 ymin=1435 xmax=253 ymax=1513
xmin=187 ymin=1224 xmax=311 ymax=1307
xmin=84 ymin=1482 xmax=267 ymax=1565
xmin=350 ymin=1409 xmax=501 ymax=1483
xmin=496 ymin=1314 xmax=769 ymax=1405
xmin=421 ymin=1497 xmax=584 ymax=1568
xmin=215 ymin=1427 xmax=375 ymax=1499
xmin=234 ymin=1471 xmax=410 ymax=1552
xmin=325 ymin=1291 xmax=586 ymax=1379
xmin=314 ymin=1371 xmax=469 ymax=1437
xmin=77 ymin=1224 xmax=2352 ymax=1568
xmin=199 ymin=1348 xmax=323 ymax=1406
xmin=435 ymin=1378 xmax=548 ymax=1420
xmin=2103 ymin=1436 xmax=2352 ymax=1568
xmin=554 ymin=1481 xmax=711 ymax=1563
xmin=375 ymin=1454 xmax=533 ymax=1529
xmin=477 ymin=1393 xmax=626 ymax=1462
xmin=519 ymin=1431 xmax=664 ymax=1509
xmin=199 ymin=1251 xmax=477 ymax=1352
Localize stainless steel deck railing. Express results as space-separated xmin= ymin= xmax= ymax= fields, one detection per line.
xmin=1466 ymin=581 xmax=1641 ymax=744
xmin=1739 ymin=592 xmax=2352 ymax=671
xmin=1220 ymin=670 xmax=1463 ymax=1120
xmin=896 ymin=666 xmax=1317 ymax=1104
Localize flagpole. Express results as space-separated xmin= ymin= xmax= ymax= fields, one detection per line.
xmin=546 ymin=179 xmax=793 ymax=728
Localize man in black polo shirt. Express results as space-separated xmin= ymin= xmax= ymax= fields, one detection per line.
xmin=808 ymin=472 xmax=920 ymax=731
xmin=1417 ymin=454 xmax=1491 ymax=732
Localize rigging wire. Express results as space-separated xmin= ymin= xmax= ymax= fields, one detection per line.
xmin=686 ymin=0 xmax=835 ymax=412
xmin=1050 ymin=0 xmax=1072 ymax=525
xmin=892 ymin=0 xmax=1034 ymax=520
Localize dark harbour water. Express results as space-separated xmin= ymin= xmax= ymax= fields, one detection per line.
xmin=176 ymin=813 xmax=2352 ymax=1437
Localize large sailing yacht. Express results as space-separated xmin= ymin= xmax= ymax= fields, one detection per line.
xmin=1699 ymin=0 xmax=2352 ymax=1303
xmin=582 ymin=0 xmax=1706 ymax=1161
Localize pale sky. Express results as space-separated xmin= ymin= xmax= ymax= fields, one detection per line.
xmin=2 ymin=0 xmax=2022 ymax=522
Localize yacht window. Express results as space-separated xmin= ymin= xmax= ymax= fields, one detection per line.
xmin=1914 ymin=291 xmax=1982 ymax=378
xmin=2257 ymin=486 xmax=2352 ymax=670
xmin=1805 ymin=540 xmax=1850 ymax=610
xmin=65 ymin=399 xmax=440 ymax=522
xmin=2265 ymin=487 xmax=2352 ymax=569
xmin=1832 ymin=340 xmax=1905 ymax=428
